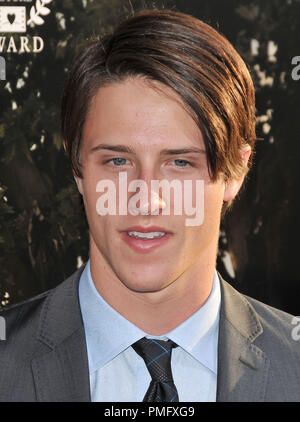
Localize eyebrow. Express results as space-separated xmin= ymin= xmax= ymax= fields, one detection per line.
xmin=160 ymin=147 xmax=206 ymax=155
xmin=89 ymin=144 xmax=135 ymax=154
xmin=89 ymin=143 xmax=206 ymax=155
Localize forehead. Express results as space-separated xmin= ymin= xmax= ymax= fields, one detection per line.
xmin=81 ymin=77 xmax=205 ymax=151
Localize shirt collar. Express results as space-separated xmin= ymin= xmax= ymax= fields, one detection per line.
xmin=79 ymin=259 xmax=220 ymax=374
xmin=79 ymin=260 xmax=145 ymax=373
xmin=165 ymin=271 xmax=221 ymax=373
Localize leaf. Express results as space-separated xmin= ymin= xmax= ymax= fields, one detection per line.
xmin=36 ymin=0 xmax=42 ymax=13
xmin=33 ymin=15 xmax=45 ymax=25
xmin=30 ymin=6 xmax=35 ymax=20
xmin=39 ymin=6 xmax=51 ymax=16
xmin=28 ymin=0 xmax=52 ymax=26
xmin=36 ymin=0 xmax=50 ymax=15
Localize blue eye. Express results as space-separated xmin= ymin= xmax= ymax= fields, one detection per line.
xmin=174 ymin=159 xmax=190 ymax=167
xmin=110 ymin=157 xmax=127 ymax=166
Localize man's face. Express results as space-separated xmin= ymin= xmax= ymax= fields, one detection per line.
xmin=76 ymin=77 xmax=233 ymax=293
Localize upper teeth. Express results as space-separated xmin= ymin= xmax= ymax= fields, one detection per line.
xmin=127 ymin=231 xmax=166 ymax=239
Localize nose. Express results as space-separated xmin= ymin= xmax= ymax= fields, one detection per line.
xmin=128 ymin=169 xmax=167 ymax=216
xmin=139 ymin=189 xmax=166 ymax=215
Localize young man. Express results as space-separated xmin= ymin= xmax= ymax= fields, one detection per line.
xmin=0 ymin=9 xmax=299 ymax=402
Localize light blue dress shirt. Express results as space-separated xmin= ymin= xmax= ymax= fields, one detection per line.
xmin=78 ymin=259 xmax=221 ymax=402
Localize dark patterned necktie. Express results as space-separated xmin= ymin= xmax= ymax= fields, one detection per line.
xmin=132 ymin=337 xmax=179 ymax=402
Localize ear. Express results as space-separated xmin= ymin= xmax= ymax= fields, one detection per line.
xmin=223 ymin=146 xmax=252 ymax=202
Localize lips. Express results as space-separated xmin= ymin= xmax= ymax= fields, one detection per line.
xmin=123 ymin=226 xmax=171 ymax=234
xmin=121 ymin=226 xmax=172 ymax=253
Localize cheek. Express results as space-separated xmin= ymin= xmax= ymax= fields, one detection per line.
xmin=182 ymin=184 xmax=223 ymax=247
xmin=177 ymin=180 xmax=223 ymax=227
xmin=204 ymin=182 xmax=224 ymax=214
xmin=82 ymin=187 xmax=97 ymax=218
xmin=81 ymin=175 xmax=120 ymax=238
xmin=81 ymin=169 xmax=102 ymax=207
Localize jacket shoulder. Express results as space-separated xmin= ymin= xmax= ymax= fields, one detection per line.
xmin=221 ymin=278 xmax=298 ymax=348
xmin=0 ymin=288 xmax=53 ymax=342
xmin=245 ymin=294 xmax=300 ymax=396
xmin=244 ymin=293 xmax=299 ymax=343
xmin=0 ymin=264 xmax=85 ymax=342
xmin=0 ymin=264 xmax=86 ymax=401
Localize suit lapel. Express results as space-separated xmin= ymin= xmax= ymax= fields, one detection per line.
xmin=216 ymin=277 xmax=270 ymax=402
xmin=30 ymin=264 xmax=270 ymax=401
xmin=31 ymin=264 xmax=91 ymax=402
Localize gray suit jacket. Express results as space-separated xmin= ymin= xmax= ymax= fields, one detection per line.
xmin=0 ymin=263 xmax=299 ymax=402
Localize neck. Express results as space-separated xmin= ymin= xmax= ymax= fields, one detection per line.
xmin=89 ymin=239 xmax=217 ymax=336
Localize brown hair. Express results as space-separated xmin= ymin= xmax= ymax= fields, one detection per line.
xmin=61 ymin=8 xmax=256 ymax=182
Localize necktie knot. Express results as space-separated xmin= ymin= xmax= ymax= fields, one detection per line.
xmin=132 ymin=337 xmax=178 ymax=388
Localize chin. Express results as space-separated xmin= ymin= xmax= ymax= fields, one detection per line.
xmin=120 ymin=275 xmax=170 ymax=293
